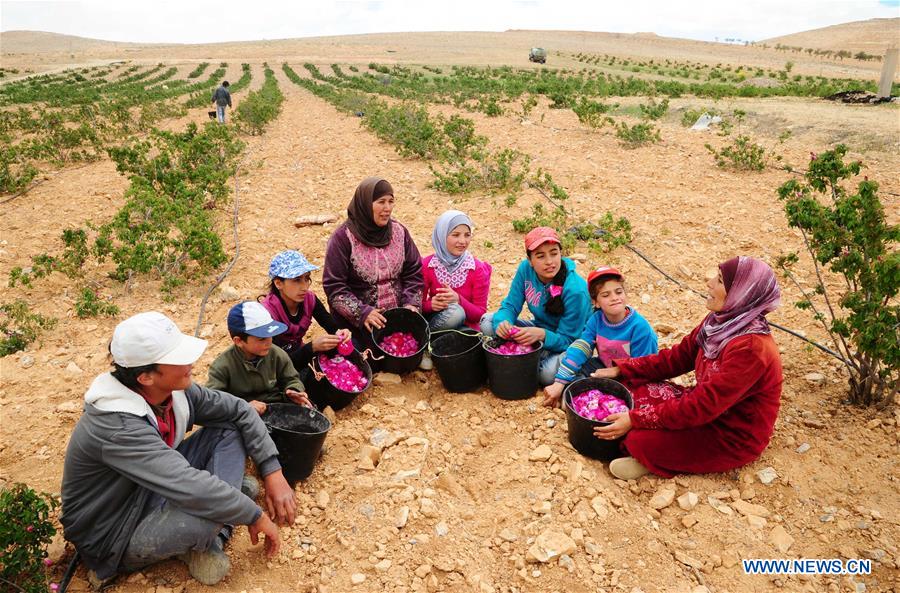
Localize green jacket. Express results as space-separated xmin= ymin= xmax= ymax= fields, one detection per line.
xmin=206 ymin=344 xmax=304 ymax=404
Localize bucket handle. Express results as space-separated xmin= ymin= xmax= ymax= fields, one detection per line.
xmin=427 ymin=329 xmax=485 ymax=354
xmin=361 ymin=348 xmax=384 ymax=362
xmin=307 ymin=362 xmax=327 ymax=382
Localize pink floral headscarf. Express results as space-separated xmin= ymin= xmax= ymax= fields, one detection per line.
xmin=697 ymin=256 xmax=781 ymax=359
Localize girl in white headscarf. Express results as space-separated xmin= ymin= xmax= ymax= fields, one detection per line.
xmin=421 ymin=210 xmax=493 ymax=332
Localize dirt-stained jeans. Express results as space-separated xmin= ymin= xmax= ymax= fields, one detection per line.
xmin=120 ymin=426 xmax=246 ymax=571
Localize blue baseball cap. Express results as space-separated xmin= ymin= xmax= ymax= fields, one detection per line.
xmin=227 ymin=301 xmax=287 ymax=338
xmin=268 ymin=250 xmax=319 ymax=280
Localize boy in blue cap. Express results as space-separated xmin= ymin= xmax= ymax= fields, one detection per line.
xmin=207 ymin=301 xmax=312 ymax=415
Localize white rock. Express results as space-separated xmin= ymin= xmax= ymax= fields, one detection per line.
xmin=350 ymin=573 xmax=366 ymax=585
xmin=65 ymin=362 xmax=83 ymax=374
xmin=591 ymin=496 xmax=609 ymax=519
xmin=707 ymin=497 xmax=733 ymax=515
xmin=395 ymin=506 xmax=409 ymax=528
xmin=499 ymin=528 xmax=518 ymax=542
xmin=757 ymin=467 xmax=778 ymax=485
xmin=370 ymin=427 xmax=403 ymax=448
xmin=770 ymin=525 xmax=794 ymax=553
xmin=649 ymin=488 xmax=675 ymax=510
xmin=731 ymin=499 xmax=771 ymax=518
xmin=374 ymin=372 xmax=403 ymax=385
xmin=526 ymin=529 xmax=577 ymax=563
xmin=529 ymin=445 xmax=552 ymax=462
xmin=568 ymin=460 xmax=583 ymax=483
xmin=217 ymin=284 xmax=240 ymax=302
xmin=315 ymin=490 xmax=330 ymax=509
xmin=55 ymin=400 xmax=81 ymax=413
xmin=677 ymin=492 xmax=699 ymax=511
xmin=747 ymin=514 xmax=768 ymax=529
xmin=804 ymin=372 xmax=825 ymax=384
xmin=20 ymin=355 xmax=34 ymax=369
xmin=796 ymin=442 xmax=811 ymax=454
xmin=435 ymin=521 xmax=449 ymax=536
xmin=419 ymin=498 xmax=438 ymax=518
xmin=374 ymin=559 xmax=392 ymax=572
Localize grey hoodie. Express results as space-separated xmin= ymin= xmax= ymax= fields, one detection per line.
xmin=61 ymin=373 xmax=280 ymax=580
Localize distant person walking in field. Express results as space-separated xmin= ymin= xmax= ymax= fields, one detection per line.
xmin=211 ymin=80 xmax=232 ymax=123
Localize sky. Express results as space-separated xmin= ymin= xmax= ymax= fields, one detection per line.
xmin=0 ymin=0 xmax=898 ymax=44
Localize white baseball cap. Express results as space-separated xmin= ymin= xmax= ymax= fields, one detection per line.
xmin=110 ymin=312 xmax=208 ymax=367
xmin=227 ymin=301 xmax=287 ymax=338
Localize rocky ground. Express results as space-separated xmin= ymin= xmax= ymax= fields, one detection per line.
xmin=1 ymin=39 xmax=899 ymax=593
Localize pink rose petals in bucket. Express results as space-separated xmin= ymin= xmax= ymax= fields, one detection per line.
xmin=378 ymin=331 xmax=420 ymax=358
xmin=486 ymin=340 xmax=534 ymax=356
xmin=571 ymin=389 xmax=628 ymax=422
xmin=317 ymin=354 xmax=369 ymax=393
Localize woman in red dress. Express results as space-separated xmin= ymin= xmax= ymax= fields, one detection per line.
xmin=593 ymin=256 xmax=783 ymax=479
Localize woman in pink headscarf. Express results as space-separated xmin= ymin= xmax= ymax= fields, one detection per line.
xmin=592 ymin=256 xmax=783 ymax=480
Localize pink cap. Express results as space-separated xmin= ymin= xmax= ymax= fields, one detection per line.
xmin=524 ymin=226 xmax=561 ymax=251
xmin=588 ymin=266 xmax=624 ymax=286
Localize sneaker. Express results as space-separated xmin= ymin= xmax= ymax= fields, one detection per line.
xmin=608 ymin=456 xmax=650 ymax=480
xmin=418 ymin=352 xmax=433 ymax=371
xmin=179 ymin=537 xmax=230 ymax=586
xmin=87 ymin=569 xmax=117 ymax=591
xmin=240 ymin=475 xmax=260 ymax=499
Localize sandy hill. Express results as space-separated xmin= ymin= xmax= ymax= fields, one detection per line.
xmin=0 ymin=30 xmax=145 ymax=53
xmin=765 ymin=17 xmax=900 ymax=53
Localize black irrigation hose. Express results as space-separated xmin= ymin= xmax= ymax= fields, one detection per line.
xmin=57 ymin=551 xmax=81 ymax=593
xmin=578 ymin=227 xmax=849 ymax=364
xmin=194 ymin=150 xmax=245 ymax=337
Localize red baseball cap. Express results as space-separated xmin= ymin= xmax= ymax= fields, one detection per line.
xmin=524 ymin=226 xmax=561 ymax=251
xmin=587 ymin=266 xmax=624 ymax=286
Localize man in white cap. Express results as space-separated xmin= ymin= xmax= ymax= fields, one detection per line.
xmin=60 ymin=312 xmax=296 ymax=589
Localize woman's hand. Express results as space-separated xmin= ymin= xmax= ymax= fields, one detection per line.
xmin=262 ymin=469 xmax=297 ymax=525
xmin=363 ymin=309 xmax=387 ymax=331
xmin=436 ymin=287 xmax=459 ymax=305
xmin=591 ymin=366 xmax=621 ymax=379
xmin=285 ymin=389 xmax=312 ymax=408
xmin=593 ymin=412 xmax=632 ymax=440
xmin=430 ymin=294 xmax=448 ymax=312
xmin=512 ymin=326 xmax=544 ymax=345
xmin=250 ymin=400 xmax=267 ymax=416
xmin=542 ymin=382 xmax=565 ymax=408
xmin=336 ymin=329 xmax=352 ymax=344
xmin=496 ymin=321 xmax=514 ymax=339
xmin=311 ymin=334 xmax=341 ymax=352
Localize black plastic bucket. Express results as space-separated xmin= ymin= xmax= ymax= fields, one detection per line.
xmin=370 ymin=308 xmax=430 ymax=374
xmin=307 ymin=350 xmax=373 ymax=411
xmin=430 ymin=330 xmax=487 ymax=393
xmin=262 ymin=403 xmax=331 ymax=484
xmin=482 ymin=338 xmax=543 ymax=400
xmin=563 ymin=377 xmax=634 ymax=461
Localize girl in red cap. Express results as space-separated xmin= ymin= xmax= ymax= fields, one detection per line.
xmin=480 ymin=226 xmax=592 ymax=386
xmin=592 ymin=256 xmax=783 ymax=480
